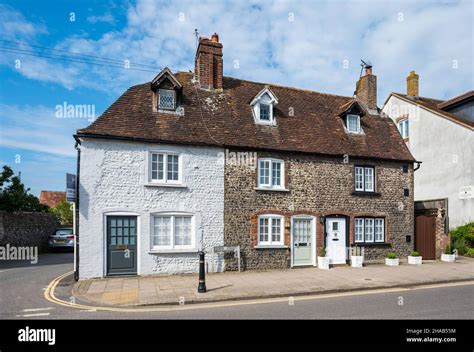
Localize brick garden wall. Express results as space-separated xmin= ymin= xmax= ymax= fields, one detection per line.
xmin=0 ymin=211 xmax=59 ymax=252
xmin=224 ymin=150 xmax=414 ymax=270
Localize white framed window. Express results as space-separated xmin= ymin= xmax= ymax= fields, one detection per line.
xmin=152 ymin=213 xmax=194 ymax=249
xmin=346 ymin=114 xmax=361 ymax=133
xmin=354 ymin=217 xmax=384 ymax=243
xmin=355 ymin=218 xmax=364 ymax=243
xmin=355 ymin=166 xmax=375 ymax=192
xmin=149 ymin=152 xmax=182 ymax=184
xmin=158 ymin=89 xmax=176 ymax=110
xmin=398 ymin=119 xmax=409 ymax=138
xmin=258 ymin=158 xmax=284 ymax=189
xmin=374 ymin=218 xmax=384 ymax=242
xmin=259 ymin=103 xmax=270 ymax=121
xmin=258 ymin=215 xmax=284 ymax=246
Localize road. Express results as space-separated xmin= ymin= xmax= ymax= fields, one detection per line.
xmin=1 ymin=253 xmax=473 ymax=319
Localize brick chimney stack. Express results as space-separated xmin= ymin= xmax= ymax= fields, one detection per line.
xmin=356 ymin=65 xmax=377 ymax=111
xmin=406 ymin=70 xmax=419 ymax=98
xmin=194 ymin=33 xmax=223 ymax=91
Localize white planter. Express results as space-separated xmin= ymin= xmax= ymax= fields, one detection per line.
xmin=408 ymin=256 xmax=422 ymax=265
xmin=441 ymin=253 xmax=456 ymax=263
xmin=385 ymin=258 xmax=399 ymax=266
xmin=350 ymin=255 xmax=363 ymax=268
xmin=317 ymin=256 xmax=330 ymax=270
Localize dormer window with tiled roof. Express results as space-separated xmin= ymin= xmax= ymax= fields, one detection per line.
xmin=250 ymin=86 xmax=278 ymax=126
xmin=151 ymin=67 xmax=182 ymax=114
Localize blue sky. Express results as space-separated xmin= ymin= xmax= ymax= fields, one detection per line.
xmin=0 ymin=0 xmax=472 ymax=196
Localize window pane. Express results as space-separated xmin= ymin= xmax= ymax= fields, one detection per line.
xmin=260 ymin=104 xmax=270 ymax=121
xmin=355 ymin=167 xmax=364 ymax=191
xmin=375 ymin=218 xmax=384 ymax=242
xmin=174 ymin=216 xmax=191 ymax=246
xmin=365 ymin=168 xmax=374 ymax=191
xmin=355 ymin=218 xmax=364 ymax=242
xmin=159 ymin=89 xmax=175 ymax=110
xmin=259 ymin=160 xmax=270 ymax=186
xmin=271 ymin=161 xmax=281 ymax=187
xmin=365 ymin=218 xmax=374 ymax=242
xmin=167 ymin=155 xmax=179 ymax=181
xmin=271 ymin=218 xmax=281 ymax=243
xmin=151 ymin=153 xmax=164 ymax=181
xmin=259 ymin=218 xmax=269 ymax=243
xmin=154 ymin=216 xmax=171 ymax=246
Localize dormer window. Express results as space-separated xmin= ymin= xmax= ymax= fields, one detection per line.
xmin=151 ymin=67 xmax=183 ymax=114
xmin=158 ymin=89 xmax=176 ymax=110
xmin=250 ymin=86 xmax=279 ymax=125
xmin=346 ymin=114 xmax=361 ymax=133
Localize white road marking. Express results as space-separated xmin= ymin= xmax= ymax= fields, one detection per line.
xmin=22 ymin=307 xmax=54 ymax=312
xmin=16 ymin=313 xmax=50 ymax=317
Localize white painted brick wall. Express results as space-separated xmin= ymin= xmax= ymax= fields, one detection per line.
xmin=78 ymin=138 xmax=225 ymax=279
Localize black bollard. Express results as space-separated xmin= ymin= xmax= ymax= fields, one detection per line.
xmin=197 ymin=251 xmax=207 ymax=293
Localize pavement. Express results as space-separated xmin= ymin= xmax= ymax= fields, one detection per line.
xmin=1 ymin=252 xmax=473 ymax=319
xmin=73 ymin=256 xmax=474 ymax=307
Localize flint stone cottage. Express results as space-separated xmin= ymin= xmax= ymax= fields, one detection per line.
xmin=76 ymin=33 xmax=415 ymax=279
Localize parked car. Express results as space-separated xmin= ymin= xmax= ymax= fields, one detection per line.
xmin=48 ymin=228 xmax=74 ymax=251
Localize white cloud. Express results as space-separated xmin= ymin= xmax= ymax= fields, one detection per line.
xmin=0 ymin=104 xmax=87 ymax=157
xmin=1 ymin=0 xmax=472 ymax=101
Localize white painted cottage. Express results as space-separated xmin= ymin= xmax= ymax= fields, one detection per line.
xmin=382 ymin=71 xmax=474 ymax=229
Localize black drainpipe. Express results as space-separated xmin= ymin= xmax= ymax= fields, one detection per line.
xmin=73 ymin=135 xmax=81 ymax=281
xmin=414 ymin=161 xmax=422 ymax=171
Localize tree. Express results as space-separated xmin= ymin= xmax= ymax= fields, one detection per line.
xmin=0 ymin=165 xmax=49 ymax=212
xmin=49 ymin=200 xmax=73 ymax=225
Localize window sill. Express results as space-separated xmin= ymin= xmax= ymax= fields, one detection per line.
xmin=352 ymin=243 xmax=390 ymax=247
xmin=148 ymin=249 xmax=199 ymax=254
xmin=254 ymin=245 xmax=288 ymax=249
xmin=255 ymin=187 xmax=290 ymax=192
xmin=145 ymin=183 xmax=187 ymax=188
xmin=352 ymin=191 xmax=381 ymax=197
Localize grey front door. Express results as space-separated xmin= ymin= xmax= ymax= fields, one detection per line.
xmin=292 ymin=218 xmax=313 ymax=266
xmin=106 ymin=216 xmax=137 ymax=276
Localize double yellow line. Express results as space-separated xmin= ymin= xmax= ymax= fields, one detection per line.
xmin=44 ymin=271 xmax=474 ymax=314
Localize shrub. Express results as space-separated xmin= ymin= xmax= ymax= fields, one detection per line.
xmin=444 ymin=244 xmax=452 ymax=255
xmin=387 ymin=252 xmax=397 ymax=259
xmin=410 ymin=251 xmax=420 ymax=257
xmin=451 ymin=236 xmax=467 ymax=255
xmin=319 ymin=247 xmax=326 ymax=257
xmin=466 ymin=248 xmax=474 ymax=258
xmin=450 ymin=222 xmax=474 ymax=248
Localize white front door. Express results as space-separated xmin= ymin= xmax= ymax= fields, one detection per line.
xmin=325 ymin=218 xmax=347 ymax=265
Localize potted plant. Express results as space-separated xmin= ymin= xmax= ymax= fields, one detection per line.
xmin=350 ymin=245 xmax=364 ymax=268
xmin=441 ymin=244 xmax=456 ymax=263
xmin=408 ymin=251 xmax=422 ymax=265
xmin=385 ymin=252 xmax=399 ymax=266
xmin=317 ymin=247 xmax=330 ymax=270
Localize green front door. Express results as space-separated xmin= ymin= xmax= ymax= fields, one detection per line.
xmin=106 ymin=216 xmax=137 ymax=276
xmin=293 ymin=218 xmax=313 ymax=266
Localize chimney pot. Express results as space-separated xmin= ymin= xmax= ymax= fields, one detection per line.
xmin=211 ymin=33 xmax=219 ymax=43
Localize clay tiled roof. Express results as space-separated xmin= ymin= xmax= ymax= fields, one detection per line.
xmin=77 ymin=72 xmax=415 ymax=162
xmin=39 ymin=191 xmax=66 ymax=208
xmin=391 ymin=92 xmax=474 ymax=128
